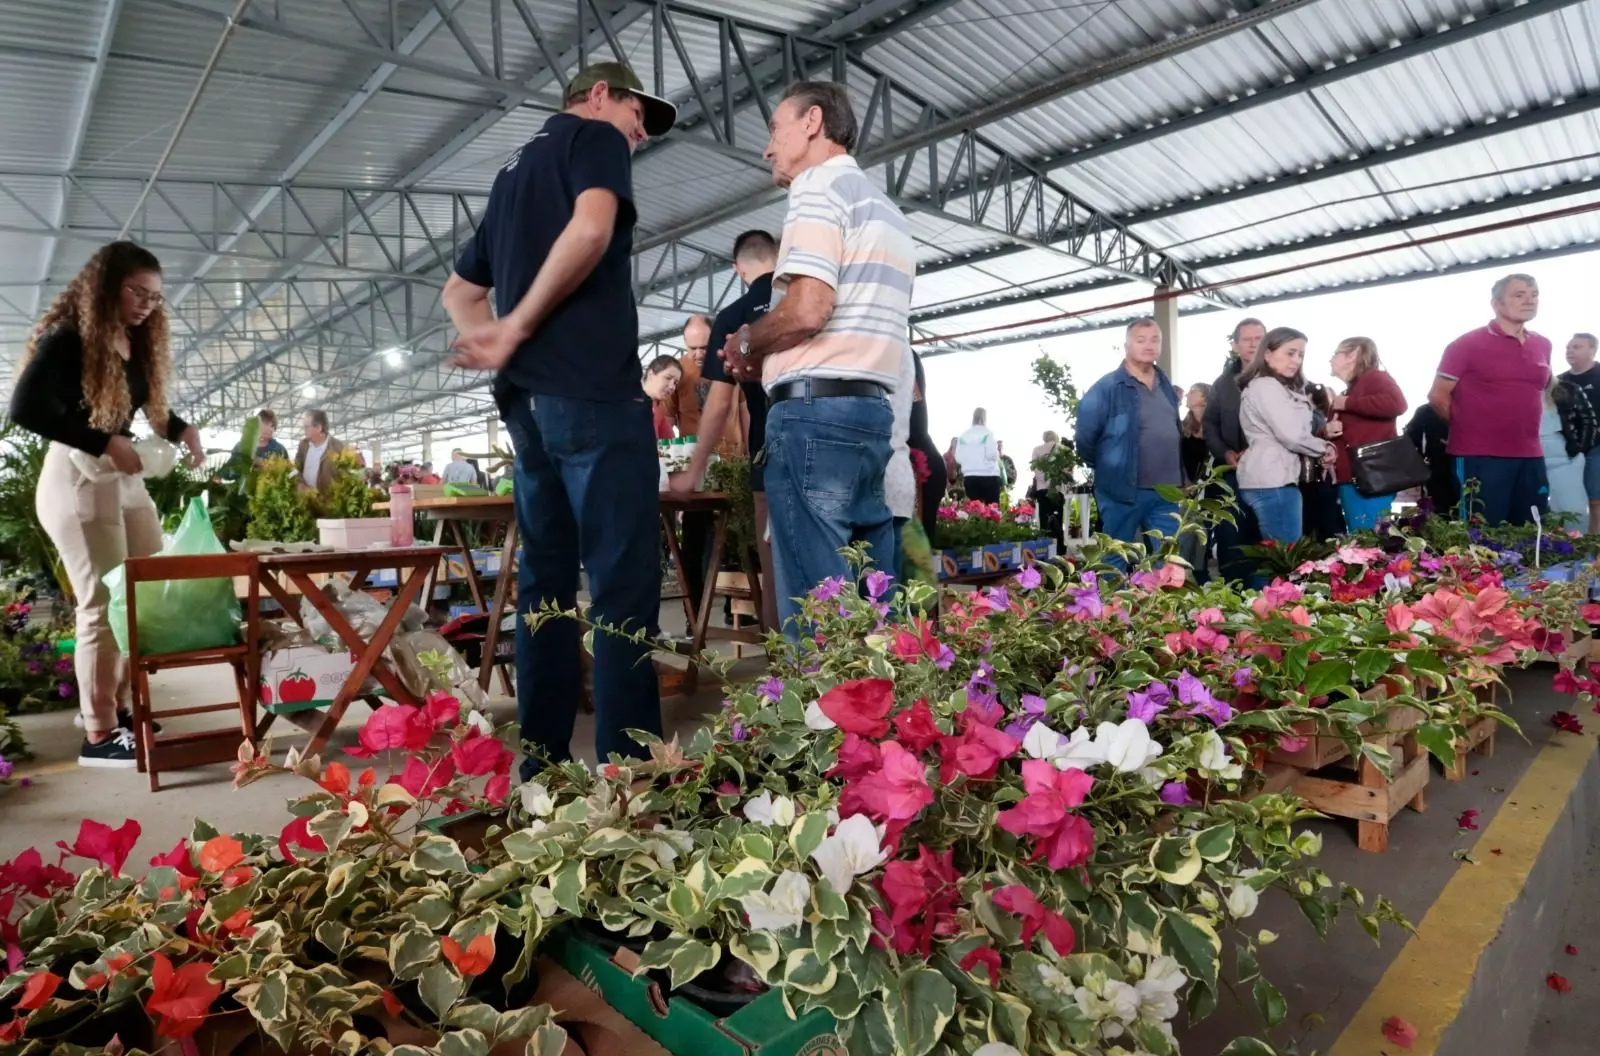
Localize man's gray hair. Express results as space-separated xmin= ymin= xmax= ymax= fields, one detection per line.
xmin=1491 ymin=273 xmax=1538 ymax=301
xmin=683 ymin=314 xmax=712 ymax=330
xmin=972 ymin=407 xmax=987 ymax=426
xmin=1125 ymin=317 xmax=1160 ymax=336
xmin=781 ymin=81 xmax=857 ymax=151
xmin=1574 ymin=332 xmax=1598 ymax=351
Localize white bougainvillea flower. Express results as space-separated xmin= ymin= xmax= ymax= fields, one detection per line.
xmin=1023 ymin=722 xmax=1107 ymax=771
xmin=1136 ymin=956 xmax=1187 ymax=1022
xmin=1225 ymin=868 xmax=1263 ymax=920
xmin=1196 ymin=730 xmax=1244 ymax=781
xmin=803 ymin=701 xmax=838 ymax=731
xmin=519 ymin=781 xmax=554 ymax=817
xmin=649 ymin=824 xmax=694 ymax=870
xmin=740 ymin=869 xmax=810 ymax=934
xmin=465 ymin=709 xmax=494 ymax=736
xmin=1095 ymin=719 xmax=1164 ymax=773
xmin=809 ymin=813 xmax=886 ymax=895
xmin=743 ymin=790 xmax=795 ymax=827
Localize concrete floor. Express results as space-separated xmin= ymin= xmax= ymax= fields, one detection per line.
xmin=3 ymin=654 xmax=1597 ymax=1054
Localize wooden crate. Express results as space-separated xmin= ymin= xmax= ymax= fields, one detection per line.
xmin=1267 ymin=679 xmax=1418 ymax=770
xmin=1443 ymin=716 xmax=1497 ymax=782
xmin=1287 ymin=718 xmax=1430 ymax=853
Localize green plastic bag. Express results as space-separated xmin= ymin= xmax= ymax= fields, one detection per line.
xmin=105 ymin=498 xmax=242 ymax=656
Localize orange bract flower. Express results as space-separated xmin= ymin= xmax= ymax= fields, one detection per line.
xmin=197 ymin=835 xmax=244 ymax=873
xmin=319 ymin=762 xmax=351 ymax=795
xmin=145 ymin=954 xmax=222 ymax=1038
xmin=440 ymin=934 xmax=495 ymax=977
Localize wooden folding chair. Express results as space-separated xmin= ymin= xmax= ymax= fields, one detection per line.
xmin=123 ymin=552 xmax=261 ymax=791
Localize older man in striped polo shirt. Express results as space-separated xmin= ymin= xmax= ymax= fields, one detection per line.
xmin=719 ymin=80 xmax=915 ymax=635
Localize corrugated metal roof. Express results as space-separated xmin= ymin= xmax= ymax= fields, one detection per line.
xmin=5 ymin=0 xmax=1600 ymax=429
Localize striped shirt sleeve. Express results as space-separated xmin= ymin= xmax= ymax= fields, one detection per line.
xmin=775 ymin=170 xmax=846 ymax=290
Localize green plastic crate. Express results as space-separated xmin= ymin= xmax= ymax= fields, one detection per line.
xmin=547 ymin=926 xmax=843 ymax=1056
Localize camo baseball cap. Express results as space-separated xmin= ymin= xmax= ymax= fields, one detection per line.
xmin=568 ymin=62 xmax=677 ymax=137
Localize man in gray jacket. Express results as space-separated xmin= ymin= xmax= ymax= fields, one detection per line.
xmin=1202 ymin=318 xmax=1266 ymax=582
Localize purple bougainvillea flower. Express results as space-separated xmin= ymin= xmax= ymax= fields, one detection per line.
xmin=1126 ymin=682 xmax=1171 ymax=724
xmin=865 ymin=570 xmax=893 ymax=599
xmin=985 ymin=586 xmax=1010 ymax=610
xmin=731 ymin=721 xmax=749 ymax=742
xmin=0 ymin=759 xmax=13 ymax=780
xmin=1159 ymin=782 xmax=1193 ymax=807
xmin=810 ymin=576 xmax=847 ymax=602
xmin=1232 ymin=667 xmax=1253 ymax=688
xmin=1015 ymin=566 xmax=1042 ymax=590
xmin=57 ymin=682 xmax=73 ymax=699
xmin=1177 ymin=671 xmax=1232 ymax=724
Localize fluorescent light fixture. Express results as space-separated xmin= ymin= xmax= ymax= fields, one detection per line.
xmin=301 ymin=384 xmax=317 ymax=400
xmin=382 ymin=346 xmax=407 ymax=366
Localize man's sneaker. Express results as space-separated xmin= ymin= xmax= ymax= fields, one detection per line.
xmin=78 ymin=728 xmax=139 ymax=769
xmin=73 ymin=710 xmax=160 ymax=733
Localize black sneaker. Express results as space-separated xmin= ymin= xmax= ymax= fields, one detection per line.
xmin=78 ymin=728 xmax=138 ymax=769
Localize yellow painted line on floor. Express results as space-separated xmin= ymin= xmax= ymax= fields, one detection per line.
xmin=1329 ymin=729 xmax=1599 ymax=1056
xmin=13 ymin=759 xmax=83 ymax=779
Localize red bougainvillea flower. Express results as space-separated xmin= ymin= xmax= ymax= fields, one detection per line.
xmin=1547 ymin=972 xmax=1572 ymax=993
xmin=16 ymin=970 xmax=61 ymax=1010
xmin=1456 ymin=809 xmax=1480 ymax=832
xmin=344 ymin=703 xmax=434 ymax=758
xmin=381 ymin=989 xmax=405 ymax=1017
xmin=483 ymin=772 xmax=510 ymax=807
xmin=424 ymin=691 xmax=463 ymax=730
xmin=56 ymin=819 xmax=141 ymax=876
xmin=451 ymin=731 xmax=513 ymax=777
xmin=197 ymin=835 xmax=245 ymax=874
xmin=892 ymin=698 xmax=943 ymax=755
xmin=828 ymin=734 xmax=882 ymax=783
xmin=1552 ymin=711 xmax=1585 ymax=734
xmin=319 ymin=762 xmax=352 ymax=796
xmin=1381 ymin=1016 xmax=1418 ymax=1048
xmin=148 ymin=839 xmax=201 ymax=879
xmin=850 ymin=742 xmax=935 ymax=822
xmin=1 ymin=847 xmax=76 ymax=897
xmin=958 ymin=944 xmax=1002 ymax=986
xmin=996 ymin=760 xmax=1095 ymax=870
xmin=992 ymin=884 xmax=1076 ymax=957
xmin=441 ymin=934 xmax=495 ymax=977
xmin=817 ymin=678 xmax=895 ymax=739
xmin=874 ymin=845 xmax=962 ymax=956
xmin=1567 ymin=944 xmax=1579 ymax=955
xmin=277 ymin=815 xmax=328 ymax=864
xmin=145 ymin=954 xmax=222 ymax=1038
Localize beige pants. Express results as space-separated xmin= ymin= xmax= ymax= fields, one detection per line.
xmin=36 ymin=443 xmax=162 ymax=735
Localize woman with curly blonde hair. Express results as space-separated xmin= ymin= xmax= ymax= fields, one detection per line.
xmin=9 ymin=241 xmax=203 ymax=768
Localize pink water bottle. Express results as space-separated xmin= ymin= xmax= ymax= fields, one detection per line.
xmin=389 ymin=485 xmax=414 ymax=547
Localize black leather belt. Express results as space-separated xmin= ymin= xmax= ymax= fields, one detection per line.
xmin=767 ymin=378 xmax=888 ymax=404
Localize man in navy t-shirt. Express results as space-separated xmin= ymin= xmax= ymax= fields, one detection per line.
xmin=670 ymin=229 xmax=779 ymax=630
xmin=443 ymin=62 xmax=676 ymax=778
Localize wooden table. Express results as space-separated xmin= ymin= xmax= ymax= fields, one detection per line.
xmin=256 ymin=546 xmax=451 ymax=757
xmin=660 ymin=491 xmax=763 ymax=692
xmin=379 ymin=494 xmax=518 ymax=695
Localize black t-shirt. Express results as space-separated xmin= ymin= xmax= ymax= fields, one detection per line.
xmin=1561 ymin=366 xmax=1600 ymax=424
xmin=703 ymin=273 xmax=774 ymax=491
xmin=8 ymin=326 xmax=188 ymax=456
xmin=454 ymin=113 xmax=639 ymax=403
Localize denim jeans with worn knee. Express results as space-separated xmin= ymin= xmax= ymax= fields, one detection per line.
xmin=1242 ymin=485 xmax=1303 ymax=544
xmin=762 ymin=390 xmax=895 ymax=637
xmin=502 ymin=389 xmax=662 ymax=779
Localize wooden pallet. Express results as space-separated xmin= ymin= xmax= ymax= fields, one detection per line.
xmin=1267 ymin=679 xmax=1418 ymax=771
xmin=1288 ymin=719 xmax=1430 ymax=853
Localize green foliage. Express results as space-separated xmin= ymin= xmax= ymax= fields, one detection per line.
xmin=318 ymin=450 xmax=381 ymax=520
xmin=247 ymin=456 xmax=319 ymax=543
xmin=0 ymin=420 xmax=69 ymax=599
xmin=704 ymin=457 xmax=757 ymax=574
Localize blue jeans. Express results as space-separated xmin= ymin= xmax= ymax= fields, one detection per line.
xmin=1096 ymin=487 xmax=1180 ymax=551
xmin=1338 ymin=484 xmax=1393 ymax=531
xmin=1242 ymin=486 xmax=1302 ymax=543
xmin=1457 ymin=456 xmax=1547 ymax=527
xmin=1585 ymin=445 xmax=1600 ymax=501
xmin=502 ymin=390 xmax=662 ymax=777
xmin=764 ymin=390 xmax=895 ymax=637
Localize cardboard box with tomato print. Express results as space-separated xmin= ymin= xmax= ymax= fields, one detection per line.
xmin=259 ymin=646 xmax=358 ymax=713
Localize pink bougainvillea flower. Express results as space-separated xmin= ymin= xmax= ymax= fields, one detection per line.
xmin=1547 ymin=972 xmax=1572 ymax=993
xmin=874 ymin=845 xmax=961 ymax=956
xmin=277 ymin=815 xmax=327 ymax=864
xmin=1250 ymin=580 xmax=1303 ymax=616
xmin=1276 ymin=734 xmax=1310 ymax=754
xmin=992 ymin=884 xmax=1076 ymax=956
xmin=996 ymin=760 xmax=1096 ymax=870
xmin=1567 ymin=944 xmax=1579 ymax=955
xmin=890 ymin=623 xmax=954 ymax=670
xmin=828 ymin=733 xmax=882 ymax=782
xmin=390 ymin=755 xmax=457 ymax=801
xmin=0 ymin=848 xmax=76 ymax=898
xmin=892 ymin=698 xmax=943 ymax=755
xmin=451 ymin=731 xmax=512 ymax=777
xmin=850 ymin=742 xmax=935 ymax=822
xmin=1553 ymin=711 xmax=1585 ymax=734
xmin=424 ymin=691 xmax=463 ymax=729
xmin=483 ymin=772 xmax=510 ymax=806
xmin=343 ymin=703 xmax=434 ymax=758
xmin=817 ymin=678 xmax=895 ymax=739
xmin=1456 ymin=809 xmax=1480 ymax=832
xmin=959 ymin=944 xmax=1002 ymax=985
xmin=56 ymin=818 xmax=141 ymax=876
xmin=937 ymin=721 xmax=1019 ymax=784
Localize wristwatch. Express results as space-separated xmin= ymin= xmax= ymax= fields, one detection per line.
xmin=738 ymin=326 xmax=751 ymax=359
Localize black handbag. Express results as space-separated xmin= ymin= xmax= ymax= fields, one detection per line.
xmin=1351 ymin=436 xmax=1431 ymax=497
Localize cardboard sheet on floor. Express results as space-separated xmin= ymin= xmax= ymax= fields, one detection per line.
xmin=533 ymin=959 xmax=674 ymax=1056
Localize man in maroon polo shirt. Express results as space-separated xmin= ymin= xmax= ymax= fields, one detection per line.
xmin=1427 ymin=273 xmax=1552 ymax=526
